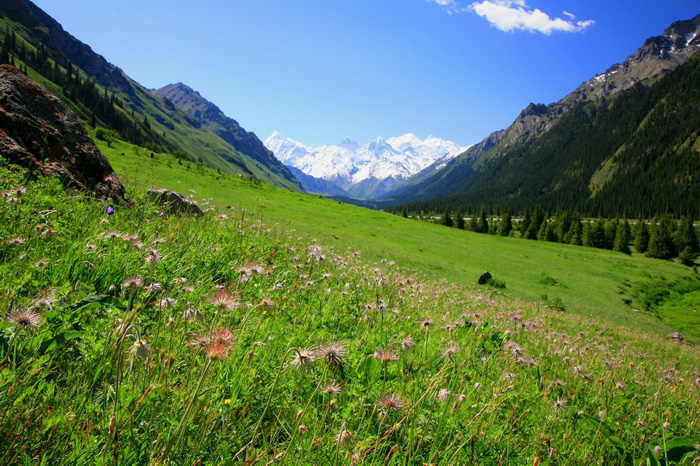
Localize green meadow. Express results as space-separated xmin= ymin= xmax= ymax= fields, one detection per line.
xmin=100 ymin=137 xmax=700 ymax=343
xmin=2 ymin=147 xmax=700 ymax=465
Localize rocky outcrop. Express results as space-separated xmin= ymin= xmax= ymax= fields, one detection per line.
xmin=147 ymin=189 xmax=203 ymax=216
xmin=0 ymin=65 xmax=125 ymax=199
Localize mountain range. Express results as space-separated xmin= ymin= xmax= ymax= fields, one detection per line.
xmin=1 ymin=0 xmax=699 ymax=218
xmin=383 ymin=14 xmax=700 ymax=217
xmin=265 ymin=132 xmax=467 ymax=199
xmin=0 ymin=0 xmax=301 ymax=191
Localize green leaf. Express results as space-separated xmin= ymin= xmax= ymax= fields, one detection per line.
xmin=38 ymin=331 xmax=84 ymax=355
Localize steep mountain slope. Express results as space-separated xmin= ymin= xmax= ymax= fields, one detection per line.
xmin=0 ymin=0 xmax=300 ymax=190
xmin=152 ymin=83 xmax=300 ymax=190
xmin=265 ymin=132 xmax=467 ymax=198
xmin=387 ymin=15 xmax=700 ymax=215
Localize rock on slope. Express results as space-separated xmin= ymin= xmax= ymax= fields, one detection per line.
xmin=0 ymin=65 xmax=125 ymax=199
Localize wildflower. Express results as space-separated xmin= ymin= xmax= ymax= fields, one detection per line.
xmin=106 ymin=206 xmax=114 ymax=216
xmin=441 ymin=341 xmax=460 ymax=360
xmin=377 ymin=394 xmax=404 ymax=411
xmin=158 ymin=298 xmax=177 ymax=310
xmin=552 ymin=397 xmax=569 ymax=412
xmin=144 ymin=247 xmax=160 ymax=264
xmin=33 ymin=259 xmax=49 ymax=268
xmin=7 ymin=237 xmax=25 ymax=245
xmin=320 ymin=379 xmax=342 ymax=395
xmin=374 ymin=348 xmax=399 ymax=363
xmin=298 ymin=425 xmax=309 ymax=433
xmin=182 ymin=307 xmax=204 ymax=321
xmin=205 ymin=327 xmax=237 ymax=360
xmin=7 ymin=308 xmax=41 ymax=331
xmin=437 ymin=389 xmax=451 ymax=402
xmin=290 ymin=347 xmax=316 ymax=371
xmin=224 ymin=399 xmax=231 ymax=405
xmin=208 ymin=289 xmax=240 ymax=312
xmin=317 ymin=341 xmax=348 ymax=369
xmin=130 ymin=339 xmax=152 ymax=360
xmin=121 ymin=277 xmax=143 ymax=290
xmin=334 ymin=422 xmax=353 ymax=447
xmin=144 ymin=282 xmax=162 ymax=293
xmin=419 ymin=317 xmax=433 ymax=328
xmin=400 ymin=336 xmax=416 ymax=351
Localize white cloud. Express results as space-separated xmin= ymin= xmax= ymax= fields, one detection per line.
xmin=469 ymin=1 xmax=594 ymax=34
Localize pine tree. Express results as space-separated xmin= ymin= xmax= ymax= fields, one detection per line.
xmin=526 ymin=205 xmax=544 ymax=240
xmin=478 ymin=205 xmax=488 ymax=234
xmin=440 ymin=209 xmax=453 ymax=228
xmin=613 ymin=220 xmax=632 ymax=254
xmin=520 ymin=208 xmax=531 ymax=238
xmin=568 ymin=220 xmax=583 ymax=246
xmin=634 ymin=219 xmax=650 ymax=254
xmin=646 ymin=216 xmax=676 ymax=259
xmin=499 ymin=207 xmax=513 ymax=236
xmin=678 ymin=216 xmax=699 ymax=266
xmin=469 ymin=211 xmax=480 ymax=233
xmin=455 ymin=209 xmax=466 ymax=230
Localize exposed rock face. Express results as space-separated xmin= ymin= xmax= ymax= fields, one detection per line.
xmin=0 ymin=65 xmax=125 ymax=199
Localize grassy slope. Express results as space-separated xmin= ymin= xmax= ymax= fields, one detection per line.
xmin=99 ymin=137 xmax=700 ymax=342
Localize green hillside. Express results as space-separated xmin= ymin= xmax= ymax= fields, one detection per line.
xmin=2 ymin=154 xmax=699 ymax=465
xmin=98 ymin=134 xmax=700 ymax=343
xmin=0 ymin=0 xmax=301 ymax=190
xmin=390 ymin=50 xmax=700 ymax=218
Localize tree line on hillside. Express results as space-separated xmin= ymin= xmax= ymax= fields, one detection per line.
xmin=1 ymin=26 xmax=163 ymax=151
xmin=391 ymin=54 xmax=700 ymax=219
xmin=392 ymin=205 xmax=699 ymax=266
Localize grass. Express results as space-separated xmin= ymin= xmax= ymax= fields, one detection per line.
xmin=0 ymin=157 xmax=700 ymax=465
xmin=98 ymin=136 xmax=700 ymax=342
xmin=1 ymin=159 xmax=699 ymax=465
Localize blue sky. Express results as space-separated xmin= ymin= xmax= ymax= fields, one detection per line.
xmin=30 ymin=0 xmax=699 ymax=147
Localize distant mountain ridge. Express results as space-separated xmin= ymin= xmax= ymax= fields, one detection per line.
xmin=385 ymin=14 xmax=700 ymax=216
xmin=265 ymin=132 xmax=468 ymax=198
xmin=152 ymin=83 xmax=300 ymax=190
xmin=0 ymin=0 xmax=301 ymax=190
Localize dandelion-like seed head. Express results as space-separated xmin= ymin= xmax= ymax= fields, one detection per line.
xmin=7 ymin=308 xmax=41 ymax=331
xmin=317 ymin=341 xmax=348 ymax=369
xmin=437 ymin=389 xmax=451 ymax=402
xmin=401 ymin=336 xmax=416 ymax=351
xmin=121 ymin=276 xmax=143 ymax=290
xmin=208 ymin=289 xmax=240 ymax=312
xmin=291 ymin=347 xmax=316 ymax=371
xmin=374 ymin=347 xmax=399 ymax=363
xmin=205 ymin=327 xmax=237 ymax=360
xmin=552 ymin=397 xmax=569 ymax=412
xmin=377 ymin=394 xmax=404 ymax=411
xmin=441 ymin=341 xmax=460 ymax=360
xmin=320 ymin=379 xmax=342 ymax=395
xmin=419 ymin=317 xmax=433 ymax=328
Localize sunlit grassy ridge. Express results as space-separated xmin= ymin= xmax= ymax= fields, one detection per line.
xmin=98 ymin=136 xmax=700 ymax=342
xmin=1 ymin=159 xmax=699 ymax=465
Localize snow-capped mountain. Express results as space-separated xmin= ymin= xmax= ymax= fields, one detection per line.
xmin=264 ymin=132 xmax=469 ymax=198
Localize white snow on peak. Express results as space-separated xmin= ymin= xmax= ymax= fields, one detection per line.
xmin=264 ymin=132 xmax=469 ymax=186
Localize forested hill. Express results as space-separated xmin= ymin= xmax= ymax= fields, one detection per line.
xmin=386 ymin=15 xmax=700 ymax=218
xmin=0 ymin=0 xmax=301 ymax=190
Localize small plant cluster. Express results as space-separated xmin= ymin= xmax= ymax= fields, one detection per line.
xmin=1 ymin=163 xmax=699 ymax=465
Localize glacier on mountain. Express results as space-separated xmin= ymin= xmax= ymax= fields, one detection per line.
xmin=264 ymin=131 xmax=469 ymax=198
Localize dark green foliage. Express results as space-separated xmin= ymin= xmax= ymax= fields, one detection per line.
xmin=677 ymin=216 xmax=699 ymax=265
xmin=646 ymin=215 xmax=677 ymax=260
xmin=455 ymin=209 xmax=465 ymax=229
xmin=613 ymin=220 xmax=632 ymax=255
xmin=498 ymin=207 xmax=512 ymax=236
xmin=634 ymin=220 xmax=650 ymax=254
xmin=478 ymin=205 xmax=489 ymax=234
xmin=392 ymin=53 xmax=700 ymax=218
xmin=440 ymin=209 xmax=453 ymax=228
